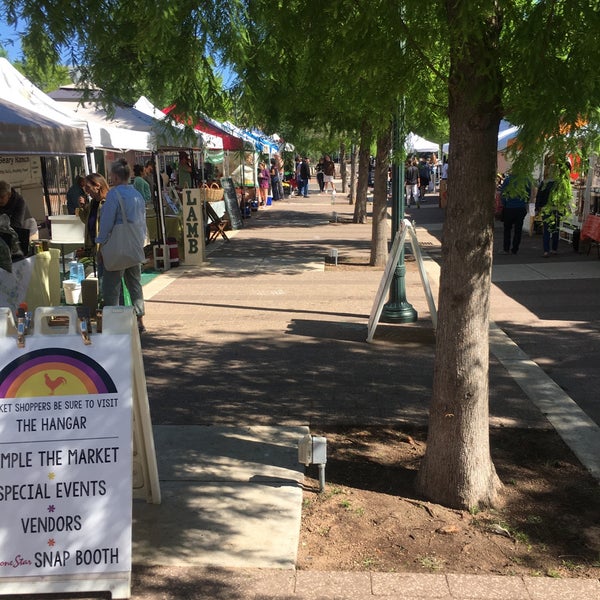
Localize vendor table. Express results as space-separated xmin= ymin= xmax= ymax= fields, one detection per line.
xmin=0 ymin=249 xmax=61 ymax=315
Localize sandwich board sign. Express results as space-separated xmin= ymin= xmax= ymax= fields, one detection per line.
xmin=0 ymin=305 xmax=158 ymax=599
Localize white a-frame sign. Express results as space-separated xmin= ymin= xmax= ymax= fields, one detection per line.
xmin=0 ymin=305 xmax=160 ymax=599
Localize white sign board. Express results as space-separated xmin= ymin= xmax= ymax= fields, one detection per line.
xmin=0 ymin=334 xmax=133 ymax=583
xmin=0 ymin=155 xmax=42 ymax=187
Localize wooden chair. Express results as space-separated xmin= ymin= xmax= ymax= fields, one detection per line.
xmin=205 ymin=202 xmax=230 ymax=243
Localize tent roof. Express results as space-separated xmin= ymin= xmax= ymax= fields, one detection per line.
xmin=443 ymin=124 xmax=520 ymax=154
xmin=0 ymin=96 xmax=86 ymax=155
xmin=49 ymin=87 xmax=207 ymax=152
xmin=405 ymin=133 xmax=439 ymax=153
xmin=163 ymin=105 xmax=246 ymax=151
xmin=133 ymin=96 xmax=223 ymax=150
xmin=0 ymin=57 xmax=91 ymax=148
xmin=192 ymin=115 xmax=245 ymax=151
xmin=497 ymin=125 xmax=520 ymax=151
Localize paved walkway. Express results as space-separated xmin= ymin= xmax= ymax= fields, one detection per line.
xmin=30 ymin=187 xmax=599 ymax=599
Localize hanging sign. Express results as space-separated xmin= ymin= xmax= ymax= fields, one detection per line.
xmin=0 ymin=155 xmax=42 ymax=187
xmin=181 ymin=187 xmax=206 ymax=265
xmin=0 ymin=318 xmax=133 ymax=595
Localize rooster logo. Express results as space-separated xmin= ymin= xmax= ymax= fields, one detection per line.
xmin=44 ymin=373 xmax=67 ymax=395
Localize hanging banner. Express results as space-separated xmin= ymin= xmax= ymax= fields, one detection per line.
xmin=0 ymin=331 xmax=133 ymax=586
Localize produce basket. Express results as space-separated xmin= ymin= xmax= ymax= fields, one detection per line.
xmin=206 ymin=182 xmax=224 ymax=202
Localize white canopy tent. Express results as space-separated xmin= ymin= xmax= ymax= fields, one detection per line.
xmin=48 ymin=87 xmax=206 ymax=153
xmin=405 ymin=133 xmax=439 ymax=154
xmin=442 ymin=123 xmax=520 ymax=154
xmin=0 ymin=97 xmax=85 ymax=156
xmin=0 ymin=58 xmax=91 ymax=147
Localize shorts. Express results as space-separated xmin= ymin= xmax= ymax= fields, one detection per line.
xmin=323 ymin=175 xmax=334 ymax=183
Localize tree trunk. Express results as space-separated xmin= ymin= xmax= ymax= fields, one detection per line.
xmin=370 ymin=126 xmax=391 ymax=267
xmin=348 ymin=144 xmax=358 ymax=205
xmin=339 ymin=141 xmax=347 ymax=194
xmin=416 ymin=7 xmax=504 ymax=509
xmin=353 ymin=120 xmax=372 ymax=223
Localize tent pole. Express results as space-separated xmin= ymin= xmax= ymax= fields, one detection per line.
xmin=154 ymin=152 xmax=167 ymax=245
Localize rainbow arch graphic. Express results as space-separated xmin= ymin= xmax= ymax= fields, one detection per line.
xmin=0 ymin=348 xmax=117 ymax=398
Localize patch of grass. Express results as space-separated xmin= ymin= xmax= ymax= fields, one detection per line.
xmin=362 ymin=556 xmax=378 ymax=568
xmin=546 ymin=569 xmax=562 ymax=578
xmin=419 ymin=555 xmax=445 ymax=571
xmin=526 ymin=515 xmax=543 ymax=525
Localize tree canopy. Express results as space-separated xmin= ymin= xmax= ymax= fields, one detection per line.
xmin=1 ymin=0 xmax=600 ymax=508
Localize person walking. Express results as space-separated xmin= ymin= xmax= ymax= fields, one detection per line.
xmin=535 ymin=166 xmax=562 ymax=257
xmin=299 ymin=157 xmax=311 ymax=198
xmin=269 ymin=158 xmax=283 ymax=201
xmin=315 ymin=157 xmax=325 ymax=192
xmin=96 ymin=159 xmax=148 ymax=332
xmin=322 ymin=155 xmax=336 ymax=194
xmin=257 ymin=161 xmax=270 ymax=206
xmin=500 ymin=173 xmax=532 ymax=255
xmin=405 ymin=158 xmax=420 ymax=207
xmin=418 ymin=158 xmax=430 ymax=204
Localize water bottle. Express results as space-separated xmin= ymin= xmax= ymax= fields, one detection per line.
xmin=69 ymin=260 xmax=79 ymax=281
xmin=69 ymin=260 xmax=85 ymax=283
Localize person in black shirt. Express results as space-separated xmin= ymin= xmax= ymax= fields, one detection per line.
xmin=0 ymin=180 xmax=28 ymax=229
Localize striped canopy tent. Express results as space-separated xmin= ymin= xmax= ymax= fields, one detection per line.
xmin=163 ymin=105 xmax=245 ymax=151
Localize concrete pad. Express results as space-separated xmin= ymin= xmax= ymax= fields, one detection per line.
xmin=492 ymin=264 xmax=550 ymax=282
xmin=493 ymin=262 xmax=600 ymax=282
xmin=132 ymin=425 xmax=308 ymax=569
xmin=523 ymin=576 xmax=600 ymax=600
xmin=372 ymin=573 xmax=452 ymax=598
xmin=133 ymin=482 xmax=302 ymax=568
xmin=153 ymin=425 xmax=308 ymax=483
xmin=446 ymin=574 xmax=530 ymax=599
xmin=294 ymin=571 xmax=372 ymax=598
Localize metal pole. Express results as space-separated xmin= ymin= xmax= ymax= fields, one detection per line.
xmin=381 ymin=104 xmax=417 ymax=323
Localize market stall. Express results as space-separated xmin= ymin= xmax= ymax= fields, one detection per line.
xmin=49 ymin=87 xmax=213 ymax=260
xmin=0 ymin=96 xmax=86 ymax=312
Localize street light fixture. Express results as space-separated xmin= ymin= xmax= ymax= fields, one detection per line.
xmin=381 ymin=104 xmax=417 ymax=323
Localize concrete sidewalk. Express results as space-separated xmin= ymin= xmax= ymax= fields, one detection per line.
xmin=127 ymin=189 xmax=600 ymax=600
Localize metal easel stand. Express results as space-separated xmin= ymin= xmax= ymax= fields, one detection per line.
xmin=366 ymin=218 xmax=438 ymax=343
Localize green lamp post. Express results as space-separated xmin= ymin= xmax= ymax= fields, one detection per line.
xmin=380 ymin=108 xmax=417 ymax=323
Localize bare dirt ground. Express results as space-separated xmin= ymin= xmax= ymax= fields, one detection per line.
xmin=298 ymin=425 xmax=600 ymax=578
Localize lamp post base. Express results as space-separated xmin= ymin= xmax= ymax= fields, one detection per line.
xmin=380 ymin=301 xmax=418 ymax=323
